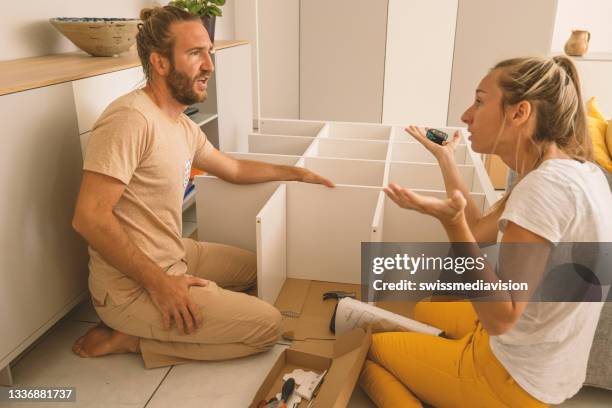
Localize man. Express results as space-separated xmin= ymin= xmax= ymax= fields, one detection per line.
xmin=71 ymin=6 xmax=333 ymax=368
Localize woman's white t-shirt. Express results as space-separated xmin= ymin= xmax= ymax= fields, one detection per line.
xmin=490 ymin=159 xmax=612 ymax=404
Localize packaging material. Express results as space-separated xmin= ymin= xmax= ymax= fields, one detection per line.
xmin=254 ymin=278 xmax=439 ymax=407
xmin=274 ymin=279 xmax=362 ymax=341
xmin=249 ymin=328 xmax=371 ymax=408
xmin=335 ymin=297 xmax=443 ymax=336
xmin=283 ymin=369 xmax=327 ymax=400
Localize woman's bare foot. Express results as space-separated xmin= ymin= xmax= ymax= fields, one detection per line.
xmin=72 ymin=323 xmax=140 ymax=358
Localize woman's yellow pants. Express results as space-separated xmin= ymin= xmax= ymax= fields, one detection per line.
xmin=359 ymin=302 xmax=548 ymax=408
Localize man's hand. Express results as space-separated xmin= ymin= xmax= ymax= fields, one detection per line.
xmin=146 ymin=274 xmax=209 ymax=335
xmin=194 ymin=148 xmax=335 ymax=187
xmin=297 ymin=167 xmax=335 ymax=188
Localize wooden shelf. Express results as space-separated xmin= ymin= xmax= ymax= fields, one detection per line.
xmin=0 ymin=40 xmax=249 ymax=96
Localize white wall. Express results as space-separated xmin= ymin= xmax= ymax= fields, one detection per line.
xmin=447 ymin=0 xmax=558 ymax=126
xmin=0 ymin=0 xmax=235 ymax=62
xmin=551 ymin=0 xmax=612 ymax=53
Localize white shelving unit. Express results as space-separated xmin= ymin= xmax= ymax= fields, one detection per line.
xmin=194 ymin=119 xmax=496 ymax=304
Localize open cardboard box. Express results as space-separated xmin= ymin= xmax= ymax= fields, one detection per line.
xmin=250 ymin=278 xmax=368 ymax=407
xmin=275 ymin=279 xmax=361 ymax=341
xmin=249 ymin=327 xmax=371 ymax=408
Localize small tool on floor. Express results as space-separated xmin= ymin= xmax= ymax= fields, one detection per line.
xmin=277 ymin=377 xmax=297 ymax=408
xmin=322 ymin=291 xmax=356 ymax=333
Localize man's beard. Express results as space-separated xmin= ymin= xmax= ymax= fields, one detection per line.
xmin=166 ymin=61 xmax=210 ymax=106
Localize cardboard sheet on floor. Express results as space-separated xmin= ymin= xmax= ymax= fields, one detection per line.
xmin=249 ymin=327 xmax=371 ymax=408
xmin=274 ymin=279 xmax=362 ymax=341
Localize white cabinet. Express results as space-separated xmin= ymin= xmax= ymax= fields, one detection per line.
xmin=257 ymin=0 xmax=300 ymax=120
xmin=447 ymin=0 xmax=557 ymax=126
xmin=575 ymin=56 xmax=612 ymax=115
xmin=0 ymin=41 xmax=253 ymax=380
xmin=382 ymin=0 xmax=458 ymax=127
xmin=299 ymin=0 xmax=388 ymax=123
xmin=72 ymin=67 xmax=144 ymax=135
xmin=195 ymin=119 xmax=497 ymax=304
xmin=214 ymin=44 xmax=253 ymax=152
xmin=0 ymin=83 xmax=89 ymax=375
xmin=247 ymin=0 xmax=460 ymax=125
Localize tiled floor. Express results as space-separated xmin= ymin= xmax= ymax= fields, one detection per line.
xmin=3 ymin=299 xmax=611 ymax=408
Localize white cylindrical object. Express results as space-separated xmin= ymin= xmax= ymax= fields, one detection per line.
xmin=335 ymin=298 xmax=443 ymax=337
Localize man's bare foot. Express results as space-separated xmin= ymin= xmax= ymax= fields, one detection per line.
xmin=72 ymin=323 xmax=140 ymax=358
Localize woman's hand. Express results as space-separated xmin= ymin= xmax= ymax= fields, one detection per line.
xmin=404 ymin=126 xmax=462 ymax=161
xmin=384 ymin=182 xmax=467 ymax=227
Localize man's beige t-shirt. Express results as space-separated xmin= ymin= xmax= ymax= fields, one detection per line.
xmin=83 ymin=89 xmax=214 ymax=304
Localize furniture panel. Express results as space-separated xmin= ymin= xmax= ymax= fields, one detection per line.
xmin=388 ymin=162 xmax=476 ymax=191
xmin=257 ymin=0 xmax=300 ymax=119
xmin=302 ymin=157 xmax=386 ymax=187
xmin=228 ymin=152 xmax=301 ymax=166
xmin=195 ymin=119 xmax=496 ymax=304
xmin=447 ymin=0 xmax=557 ymax=126
xmin=300 ymin=0 xmax=388 ymax=122
xmin=327 ymin=123 xmax=392 ymax=141
xmin=0 ymin=83 xmax=88 ymax=372
xmin=371 ymin=192 xmax=387 ymax=242
xmin=256 ymin=184 xmax=287 ymax=304
xmin=286 ymin=183 xmax=381 ymax=284
xmin=313 ymin=139 xmax=389 ymax=161
xmin=259 ymin=118 xmax=325 ymax=136
xmin=383 ymin=0 xmax=458 ymax=126
xmin=194 ymin=176 xmax=281 ymax=253
xmin=214 ymin=44 xmax=253 ymax=152
xmin=392 ymin=142 xmax=468 ymax=164
xmin=248 ymin=134 xmax=314 ymax=155
xmin=72 ymin=67 xmax=144 ymax=134
xmin=382 ymin=191 xmax=486 ymax=242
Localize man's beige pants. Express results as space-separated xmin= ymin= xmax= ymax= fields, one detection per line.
xmin=92 ymin=239 xmax=281 ymax=369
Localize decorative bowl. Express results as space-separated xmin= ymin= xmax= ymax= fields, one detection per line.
xmin=49 ymin=17 xmax=140 ymax=57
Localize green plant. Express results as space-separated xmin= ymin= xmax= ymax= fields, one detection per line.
xmin=168 ymin=0 xmax=226 ymax=17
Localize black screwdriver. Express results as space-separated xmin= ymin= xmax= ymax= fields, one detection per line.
xmin=280 ymin=377 xmax=296 ymax=408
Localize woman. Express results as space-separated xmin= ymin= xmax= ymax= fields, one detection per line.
xmin=360 ymin=56 xmax=612 ymax=407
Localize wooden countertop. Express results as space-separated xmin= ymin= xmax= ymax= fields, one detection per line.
xmin=0 ymin=39 xmax=248 ymax=96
